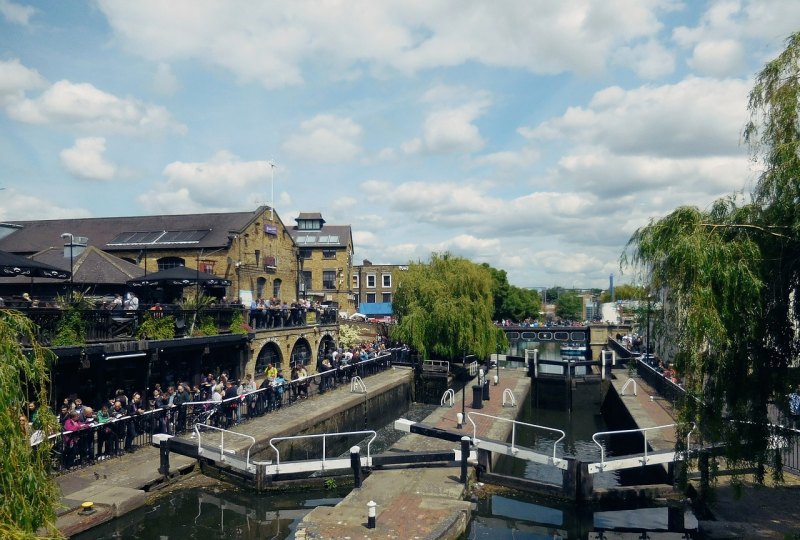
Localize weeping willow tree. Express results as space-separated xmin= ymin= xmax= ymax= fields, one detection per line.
xmin=0 ymin=310 xmax=63 ymax=539
xmin=391 ymin=252 xmax=507 ymax=360
xmin=623 ymin=32 xmax=800 ymax=487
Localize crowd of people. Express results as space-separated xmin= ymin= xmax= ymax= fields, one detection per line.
xmin=22 ymin=338 xmax=395 ymax=471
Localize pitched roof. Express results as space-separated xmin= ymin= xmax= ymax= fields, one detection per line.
xmin=296 ymin=212 xmax=324 ymax=222
xmin=0 ymin=206 xmax=274 ymax=255
xmin=0 ymin=245 xmax=145 ymax=285
xmin=289 ymin=224 xmax=352 ymax=248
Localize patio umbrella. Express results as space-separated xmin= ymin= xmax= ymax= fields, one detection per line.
xmin=126 ymin=265 xmax=231 ymax=288
xmin=0 ymin=249 xmax=71 ymax=279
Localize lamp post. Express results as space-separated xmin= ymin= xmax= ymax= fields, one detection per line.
xmin=60 ymin=233 xmax=74 ymax=299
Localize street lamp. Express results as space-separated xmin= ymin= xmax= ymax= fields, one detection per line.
xmin=61 ymin=233 xmax=74 ymax=299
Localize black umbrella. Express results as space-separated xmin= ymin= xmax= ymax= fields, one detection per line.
xmin=126 ymin=265 xmax=231 ymax=288
xmin=0 ymin=249 xmax=71 ymax=279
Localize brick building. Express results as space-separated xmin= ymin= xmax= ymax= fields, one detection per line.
xmin=351 ymin=260 xmax=407 ymax=317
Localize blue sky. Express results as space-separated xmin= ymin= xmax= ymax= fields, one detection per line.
xmin=0 ymin=1 xmax=797 ymax=290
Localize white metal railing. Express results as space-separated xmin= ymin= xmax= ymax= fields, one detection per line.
xmin=268 ymin=430 xmax=377 ymax=473
xmin=468 ymin=360 xmax=479 ymax=377
xmin=620 ymin=378 xmax=638 ymax=396
xmin=591 ymin=423 xmax=695 ymax=472
xmin=441 ymin=388 xmax=455 ymax=407
xmin=502 ymin=388 xmax=516 ymax=407
xmin=466 ymin=412 xmax=565 ymax=462
xmin=350 ymin=376 xmax=367 ymax=394
xmin=194 ymin=423 xmax=256 ymax=467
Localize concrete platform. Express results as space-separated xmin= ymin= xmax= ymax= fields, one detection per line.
xmin=297 ymin=368 xmax=531 ymax=540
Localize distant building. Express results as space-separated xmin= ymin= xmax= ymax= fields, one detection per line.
xmin=351 ymin=260 xmax=407 ymax=317
xmin=288 ymin=212 xmax=354 ymax=312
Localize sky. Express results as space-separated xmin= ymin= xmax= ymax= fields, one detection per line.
xmin=0 ymin=1 xmax=797 ymax=291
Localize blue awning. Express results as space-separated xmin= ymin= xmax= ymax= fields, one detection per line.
xmin=358 ymin=302 xmax=393 ymax=316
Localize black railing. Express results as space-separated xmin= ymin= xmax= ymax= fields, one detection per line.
xmin=45 ymin=351 xmax=399 ymax=474
xmin=4 ymin=305 xmax=339 ymax=344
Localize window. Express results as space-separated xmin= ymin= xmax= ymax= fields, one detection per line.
xmin=353 ymin=293 xmax=360 ymax=306
xmin=254 ymin=250 xmax=260 ymax=266
xmin=323 ymin=270 xmax=336 ymax=290
xmin=366 ymin=273 xmax=376 ymax=288
xmin=382 ymin=292 xmax=392 ymax=303
xmin=199 ymin=261 xmax=215 ymax=273
xmin=322 ymin=248 xmax=336 ymax=259
xmin=272 ymin=278 xmax=282 ymax=299
xmin=301 ymin=271 xmax=312 ymax=293
xmin=382 ymin=273 xmax=392 ymax=288
xmin=352 ymin=273 xmax=359 ymax=288
xmin=256 ymin=277 xmax=267 ymax=299
xmin=299 ymin=248 xmax=312 ymax=259
xmin=366 ymin=293 xmax=376 ymax=303
xmin=157 ymin=257 xmax=185 ymax=270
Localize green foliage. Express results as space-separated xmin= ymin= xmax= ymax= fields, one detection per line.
xmin=194 ymin=315 xmax=218 ymax=337
xmin=51 ymin=304 xmax=86 ymax=346
xmin=338 ymin=323 xmax=363 ymax=349
xmin=229 ymin=309 xmax=249 ymax=334
xmin=555 ymin=292 xmax=583 ymax=320
xmin=0 ymin=310 xmax=63 ymax=538
xmin=598 ymin=284 xmax=645 ymax=303
xmin=178 ymin=292 xmax=215 ymax=336
xmin=481 ymin=264 xmax=541 ymax=321
xmin=324 ymin=477 xmax=337 ymax=490
xmin=135 ymin=313 xmax=176 ymax=340
xmin=623 ymin=32 xmax=800 ymax=484
xmin=391 ymin=252 xmax=507 ymax=360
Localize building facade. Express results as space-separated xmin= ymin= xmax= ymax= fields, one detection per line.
xmin=351 ymin=260 xmax=407 ymax=316
xmin=288 ymin=212 xmax=354 ymax=313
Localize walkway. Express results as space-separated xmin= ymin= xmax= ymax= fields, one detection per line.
xmin=54 ymin=367 xmax=412 ymax=536
xmin=297 ymin=368 xmax=531 ymax=540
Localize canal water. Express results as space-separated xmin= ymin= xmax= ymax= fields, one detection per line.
xmin=74 ymin=380 xmax=697 ymax=539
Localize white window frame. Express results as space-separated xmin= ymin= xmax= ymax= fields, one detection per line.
xmin=382 ymin=273 xmax=392 ymax=288
xmin=366 ymin=273 xmax=376 ymax=288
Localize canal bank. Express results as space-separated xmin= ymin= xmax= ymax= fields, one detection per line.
xmin=54 ymin=367 xmax=414 ymax=537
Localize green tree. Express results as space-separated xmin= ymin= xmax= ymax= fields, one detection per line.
xmin=0 ymin=310 xmax=63 ymax=539
xmin=623 ymin=32 xmax=800 ymax=485
xmin=598 ymin=284 xmax=645 ymax=303
xmin=481 ymin=264 xmax=541 ymax=321
xmin=555 ymin=291 xmax=583 ymax=320
xmin=392 ymin=253 xmax=507 ymax=359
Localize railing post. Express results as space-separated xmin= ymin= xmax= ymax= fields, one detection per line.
xmin=351 ymin=445 xmax=362 ymax=488
xmin=460 ymin=436 xmax=470 ymax=484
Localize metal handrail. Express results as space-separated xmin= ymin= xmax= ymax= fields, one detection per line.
xmin=466 ymin=412 xmax=565 ymax=461
xmin=194 ymin=423 xmax=256 ymax=467
xmin=620 ymin=378 xmax=637 ymax=396
xmin=502 ymin=388 xmax=516 ymax=407
xmin=350 ymin=376 xmax=367 ymax=394
xmin=269 ymin=430 xmax=377 ymax=472
xmin=592 ymin=423 xmax=696 ymax=470
xmin=441 ymin=389 xmax=455 ymax=407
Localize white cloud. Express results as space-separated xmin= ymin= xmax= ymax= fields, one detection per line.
xmin=0 ymin=187 xmax=91 ymax=221
xmin=524 ymin=77 xmax=749 ymax=158
xmin=152 ymin=62 xmax=180 ymax=96
xmin=0 ymin=59 xmax=46 ymax=107
xmin=97 ymin=1 xmax=680 ymax=87
xmin=7 ymin=80 xmax=187 ymax=135
xmin=687 ymin=39 xmax=746 ymax=76
xmin=282 ymin=114 xmax=363 ymax=163
xmin=0 ymin=0 xmax=36 ymax=26
xmin=139 ymin=151 xmax=273 ymax=213
xmin=615 ymin=39 xmax=676 ymax=79
xmin=60 ymin=137 xmax=118 ymax=180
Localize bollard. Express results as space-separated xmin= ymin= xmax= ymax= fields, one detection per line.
xmin=158 ymin=438 xmax=170 ymax=476
xmin=471 ymin=384 xmax=483 ymax=409
xmin=482 ymin=379 xmax=490 ymax=401
xmin=460 ymin=436 xmax=470 ymax=484
xmin=456 ymin=412 xmax=463 ymax=429
xmin=493 ymin=374 xmax=498 ymax=386
xmin=367 ymin=500 xmax=377 ymax=529
xmin=351 ymin=445 xmax=362 ymax=488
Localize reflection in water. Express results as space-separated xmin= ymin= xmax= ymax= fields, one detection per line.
xmin=73 ymin=487 xmax=344 ymax=540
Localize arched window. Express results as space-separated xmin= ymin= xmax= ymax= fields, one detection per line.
xmin=255 ymin=342 xmax=283 ymax=373
xmin=273 ymin=278 xmax=282 ymax=299
xmin=257 ymin=277 xmax=267 ymax=299
xmin=157 ymin=257 xmax=185 ymax=271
